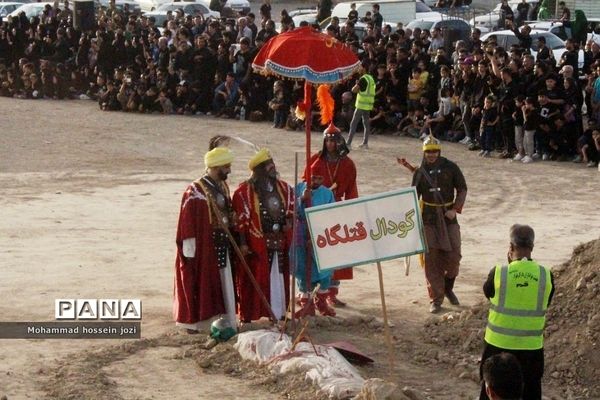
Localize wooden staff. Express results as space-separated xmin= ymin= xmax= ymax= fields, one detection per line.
xmin=290 ymin=151 xmax=299 ymax=332
xmin=206 ymin=195 xmax=278 ymax=323
xmin=396 ymin=157 xmax=417 ymax=173
xmin=377 ymin=261 xmax=395 ymax=370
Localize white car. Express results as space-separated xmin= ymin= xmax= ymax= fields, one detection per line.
xmin=0 ymin=2 xmax=24 ymax=17
xmin=529 ymin=21 xmax=600 ymax=45
xmin=155 ymin=1 xmax=219 ymax=18
xmin=416 ymin=0 xmax=443 ymax=20
xmin=480 ymin=29 xmax=584 ymax=69
xmin=8 ymin=2 xmax=52 ymax=19
xmin=137 ymin=0 xmax=247 ymax=14
xmin=470 ymin=0 xmax=538 ymax=31
xmin=226 ymin=0 xmax=249 ymax=15
xmin=142 ymin=10 xmax=168 ymax=33
xmin=317 ymin=17 xmax=379 ymax=43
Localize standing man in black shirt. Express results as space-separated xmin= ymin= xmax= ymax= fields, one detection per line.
xmin=371 ymin=3 xmax=383 ymax=31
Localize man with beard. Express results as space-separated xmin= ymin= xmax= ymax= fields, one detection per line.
xmin=173 ymin=146 xmax=237 ymax=333
xmin=412 ymin=136 xmax=467 ymax=313
xmin=256 ymin=20 xmax=277 ymax=44
xmin=232 ymin=149 xmax=294 ymax=323
xmin=304 ymin=124 xmax=358 ymax=307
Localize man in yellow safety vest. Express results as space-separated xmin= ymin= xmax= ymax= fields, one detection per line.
xmin=479 ymin=224 xmax=555 ymax=400
xmin=346 ymin=60 xmax=375 ymax=149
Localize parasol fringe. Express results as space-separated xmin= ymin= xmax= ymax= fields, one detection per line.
xmin=316 ymin=85 xmax=334 ymax=126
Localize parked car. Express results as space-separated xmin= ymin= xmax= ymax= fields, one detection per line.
xmin=317 ymin=17 xmax=373 ymax=42
xmin=416 ymin=0 xmax=444 ymax=20
xmin=224 ymin=0 xmax=249 ymax=15
xmin=407 ymin=16 xmax=472 ymax=49
xmin=330 ymin=0 xmax=415 ymax=25
xmin=470 ymin=0 xmax=538 ymax=31
xmin=138 ymin=0 xmax=247 ymax=14
xmin=8 ymin=2 xmax=52 ymax=19
xmin=97 ymin=0 xmax=141 ymax=14
xmin=529 ymin=20 xmax=600 ymax=45
xmin=480 ymin=29 xmax=584 ymax=69
xmin=142 ymin=10 xmax=168 ymax=33
xmin=155 ymin=1 xmax=219 ymax=18
xmin=284 ymin=8 xmax=319 ymax=27
xmin=0 ymin=1 xmax=23 ymax=17
xmin=293 ymin=12 xmax=318 ymax=27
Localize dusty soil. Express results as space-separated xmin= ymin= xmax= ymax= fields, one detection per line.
xmin=0 ymin=97 xmax=598 ymax=400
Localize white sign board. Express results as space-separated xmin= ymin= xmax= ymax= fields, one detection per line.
xmin=305 ymin=188 xmax=426 ymax=272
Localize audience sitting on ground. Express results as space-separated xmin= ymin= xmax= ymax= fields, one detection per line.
xmin=0 ymin=1 xmax=598 ymax=169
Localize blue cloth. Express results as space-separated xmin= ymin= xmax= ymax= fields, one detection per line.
xmin=291 ymin=183 xmax=336 ymax=292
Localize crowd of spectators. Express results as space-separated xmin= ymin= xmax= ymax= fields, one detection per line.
xmin=1 ymin=0 xmax=599 ymax=167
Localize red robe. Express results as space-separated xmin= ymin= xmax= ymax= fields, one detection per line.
xmin=305 ymin=152 xmax=358 ymax=202
xmin=173 ymin=181 xmax=227 ymax=326
xmin=305 ymin=152 xmax=358 ymax=280
xmin=232 ymin=179 xmax=294 ymax=322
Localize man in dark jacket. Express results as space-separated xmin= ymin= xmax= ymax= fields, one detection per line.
xmin=412 ymin=136 xmax=467 ymax=313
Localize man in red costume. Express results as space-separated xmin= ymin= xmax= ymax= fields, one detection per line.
xmin=305 ymin=124 xmax=359 ymax=307
xmin=173 ymin=147 xmax=237 ymax=333
xmin=233 ymin=149 xmax=294 ymax=323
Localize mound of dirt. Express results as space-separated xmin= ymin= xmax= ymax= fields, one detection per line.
xmin=416 ymin=238 xmax=600 ymax=399
xmin=193 ymin=341 xmax=329 ymax=400
xmin=543 ymin=238 xmax=600 ymax=399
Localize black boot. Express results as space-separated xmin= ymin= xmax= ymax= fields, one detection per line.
xmin=444 ymin=277 xmax=460 ymax=305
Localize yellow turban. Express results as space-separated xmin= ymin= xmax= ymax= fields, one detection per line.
xmin=422 ymin=134 xmax=441 ymax=152
xmin=204 ymin=147 xmax=234 ymax=169
xmin=248 ymin=148 xmax=272 ymax=170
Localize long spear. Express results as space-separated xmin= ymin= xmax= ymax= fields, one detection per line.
xmin=206 ymin=194 xmax=278 ymax=323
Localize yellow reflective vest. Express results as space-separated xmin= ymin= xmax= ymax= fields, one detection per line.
xmin=355 ymin=74 xmax=375 ymax=111
xmin=485 ymin=259 xmax=552 ymax=350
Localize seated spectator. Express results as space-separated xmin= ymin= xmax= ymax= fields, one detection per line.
xmin=382 ymin=98 xmax=404 ymax=133
xmin=173 ymin=80 xmax=196 ymax=115
xmin=395 ymin=105 xmax=415 ymax=135
xmin=408 ymin=68 xmax=424 ymax=107
xmin=268 ymin=80 xmax=288 ymax=128
xmin=575 ymin=127 xmax=600 ymax=167
xmin=399 ymin=105 xmax=426 ymax=138
xmin=140 ymin=86 xmax=160 ymax=113
xmin=234 ymin=85 xmax=251 ymax=120
xmin=99 ymin=79 xmax=121 ymax=111
xmin=421 ymin=87 xmax=453 ymax=139
xmin=125 ymin=84 xmax=145 ymax=112
xmin=213 ymin=72 xmax=239 ymax=117
xmin=157 ymin=88 xmax=174 ymax=114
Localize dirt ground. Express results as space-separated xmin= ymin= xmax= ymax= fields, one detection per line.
xmin=0 ymin=97 xmax=598 ymax=400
